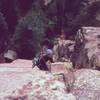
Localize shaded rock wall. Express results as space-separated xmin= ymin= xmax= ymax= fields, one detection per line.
xmin=72 ymin=27 xmax=100 ymax=69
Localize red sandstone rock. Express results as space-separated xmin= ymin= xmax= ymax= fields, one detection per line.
xmin=0 ymin=59 xmax=100 ymax=100
xmin=50 ymin=62 xmax=67 ymax=74
xmin=71 ymin=69 xmax=100 ymax=100
xmin=72 ymin=27 xmax=100 ymax=69
xmin=0 ymin=59 xmax=75 ymax=100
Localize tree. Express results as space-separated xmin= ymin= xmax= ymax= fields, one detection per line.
xmin=43 ymin=0 xmax=88 ymax=36
xmin=0 ymin=0 xmax=18 ymax=34
xmin=0 ymin=12 xmax=8 ymax=53
xmin=9 ymin=1 xmax=54 ymax=58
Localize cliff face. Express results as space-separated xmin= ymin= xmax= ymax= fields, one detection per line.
xmin=71 ymin=27 xmax=100 ymax=69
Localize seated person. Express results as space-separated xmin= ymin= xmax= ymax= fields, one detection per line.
xmin=33 ymin=48 xmax=53 ymax=71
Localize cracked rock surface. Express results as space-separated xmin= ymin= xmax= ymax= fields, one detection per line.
xmin=0 ymin=59 xmax=100 ymax=100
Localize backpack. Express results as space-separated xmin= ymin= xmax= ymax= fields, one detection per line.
xmin=32 ymin=53 xmax=41 ymax=67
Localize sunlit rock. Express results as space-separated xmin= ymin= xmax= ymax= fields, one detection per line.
xmin=71 ymin=69 xmax=100 ymax=100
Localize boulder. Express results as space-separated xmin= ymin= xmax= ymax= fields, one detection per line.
xmin=28 ymin=70 xmax=76 ymax=100
xmin=0 ymin=59 xmax=33 ymax=99
xmin=1 ymin=59 xmax=100 ymax=100
xmin=71 ymin=69 xmax=100 ymax=100
xmin=72 ymin=27 xmax=100 ymax=69
xmin=90 ymin=52 xmax=100 ymax=70
xmin=50 ymin=62 xmax=75 ymax=92
xmin=44 ymin=0 xmax=52 ymax=5
xmin=4 ymin=50 xmax=17 ymax=61
xmin=0 ymin=59 xmax=75 ymax=100
xmin=53 ymin=38 xmax=75 ymax=62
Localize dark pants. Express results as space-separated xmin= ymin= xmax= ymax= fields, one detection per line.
xmin=37 ymin=55 xmax=53 ymax=71
xmin=37 ymin=59 xmax=49 ymax=71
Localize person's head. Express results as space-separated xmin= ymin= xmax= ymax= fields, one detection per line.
xmin=46 ymin=49 xmax=53 ymax=57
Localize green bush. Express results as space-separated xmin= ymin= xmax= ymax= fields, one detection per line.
xmin=11 ymin=2 xmax=54 ymax=57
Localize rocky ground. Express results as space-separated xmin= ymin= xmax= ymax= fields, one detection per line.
xmin=0 ymin=59 xmax=100 ymax=100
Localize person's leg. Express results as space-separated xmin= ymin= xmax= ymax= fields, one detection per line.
xmin=38 ymin=59 xmax=49 ymax=71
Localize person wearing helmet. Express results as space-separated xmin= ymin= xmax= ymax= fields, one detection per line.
xmin=37 ymin=48 xmax=53 ymax=71
xmin=33 ymin=43 xmax=53 ymax=71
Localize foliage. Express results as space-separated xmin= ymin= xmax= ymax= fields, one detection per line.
xmin=0 ymin=12 xmax=8 ymax=53
xmin=0 ymin=12 xmax=8 ymax=36
xmin=61 ymin=0 xmax=100 ymax=34
xmin=43 ymin=0 xmax=89 ymax=35
xmin=11 ymin=1 xmax=54 ymax=57
xmin=0 ymin=0 xmax=100 ymax=58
